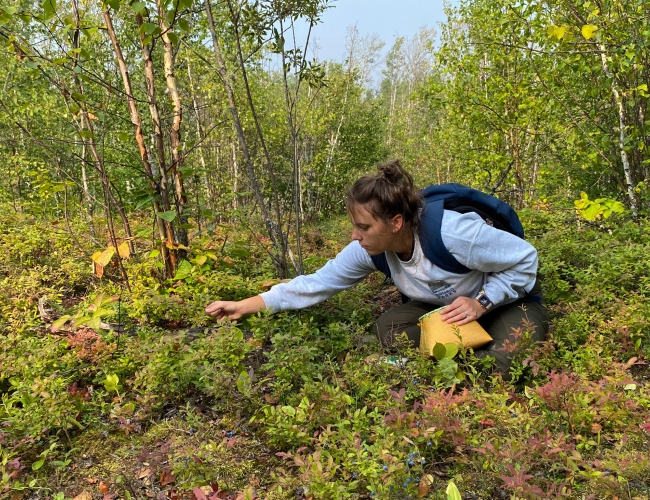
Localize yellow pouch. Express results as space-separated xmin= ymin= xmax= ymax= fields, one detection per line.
xmin=419 ymin=308 xmax=493 ymax=355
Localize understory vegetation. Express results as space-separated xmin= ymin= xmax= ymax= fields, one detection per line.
xmin=2 ymin=0 xmax=650 ymax=497
xmin=1 ymin=207 xmax=649 ymax=499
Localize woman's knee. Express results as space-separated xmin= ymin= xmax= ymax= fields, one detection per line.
xmin=374 ymin=302 xmax=430 ymax=349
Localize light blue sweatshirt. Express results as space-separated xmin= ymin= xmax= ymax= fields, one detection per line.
xmin=260 ymin=210 xmax=538 ymax=312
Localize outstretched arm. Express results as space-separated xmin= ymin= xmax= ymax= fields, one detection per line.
xmin=205 ymin=295 xmax=266 ymax=320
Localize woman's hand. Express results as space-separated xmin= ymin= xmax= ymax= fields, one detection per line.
xmin=440 ymin=296 xmax=486 ymax=326
xmin=205 ymin=295 xmax=266 ymax=320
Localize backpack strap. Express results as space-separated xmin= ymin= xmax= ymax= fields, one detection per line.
xmin=370 ymin=252 xmax=391 ymax=279
xmin=370 ymin=253 xmax=410 ymax=303
xmin=419 ymin=197 xmax=472 ymax=274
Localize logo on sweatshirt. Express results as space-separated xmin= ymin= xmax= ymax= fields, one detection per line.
xmin=429 ymin=280 xmax=456 ymax=299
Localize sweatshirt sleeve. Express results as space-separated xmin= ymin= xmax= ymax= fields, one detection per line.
xmin=260 ymin=241 xmax=376 ymax=313
xmin=441 ymin=211 xmax=538 ymax=306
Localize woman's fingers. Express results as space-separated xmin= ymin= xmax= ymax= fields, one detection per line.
xmin=440 ymin=296 xmax=482 ymax=325
xmin=205 ymin=301 xmax=234 ymax=319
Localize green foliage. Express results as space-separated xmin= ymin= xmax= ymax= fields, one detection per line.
xmin=574 ymin=192 xmax=625 ymax=220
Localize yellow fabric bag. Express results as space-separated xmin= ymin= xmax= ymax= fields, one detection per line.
xmin=419 ymin=308 xmax=493 ymax=355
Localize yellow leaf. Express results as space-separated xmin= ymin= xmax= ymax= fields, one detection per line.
xmin=582 ymin=24 xmax=598 ymax=39
xmin=117 ymin=241 xmax=131 ymax=259
xmin=555 ymin=26 xmax=567 ymax=39
xmin=92 ymin=246 xmax=115 ymax=267
xmin=588 ymin=8 xmax=600 ymax=19
xmin=87 ymin=112 xmax=98 ymax=121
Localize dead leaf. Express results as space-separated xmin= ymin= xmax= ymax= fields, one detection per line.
xmin=92 ymin=259 xmax=104 ymax=278
xmin=417 ymin=474 xmax=434 ymax=498
xmin=193 ymin=487 xmax=209 ymax=500
xmin=73 ymin=492 xmax=93 ymax=500
xmin=263 ymin=394 xmax=279 ymax=404
xmin=99 ymin=481 xmax=109 ymax=493
xmin=160 ymin=468 xmax=176 ymax=486
xmin=138 ymin=467 xmax=152 ymax=479
xmin=103 ymin=494 xmax=118 ymax=500
xmin=86 ymin=478 xmax=98 ymax=484
xmin=402 ymin=436 xmax=415 ymax=445
xmin=259 ymin=279 xmax=279 ymax=291
xmin=591 ymin=423 xmax=602 ymax=434
xmin=625 ymin=356 xmax=638 ymax=368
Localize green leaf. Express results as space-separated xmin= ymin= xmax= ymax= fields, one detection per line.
xmin=178 ymin=0 xmax=192 ymax=8
xmin=156 ymin=210 xmax=177 ymax=222
xmin=443 ymin=343 xmax=459 ymax=359
xmin=3 ymin=7 xmax=17 ymax=15
xmin=103 ymin=373 xmax=120 ymax=392
xmin=167 ymin=31 xmax=179 ymax=45
xmin=78 ymin=130 xmax=93 ymax=139
xmin=624 ymin=384 xmax=637 ymax=391
xmin=194 ymin=255 xmax=207 ymax=265
xmin=32 ymin=459 xmax=45 ymax=471
xmin=581 ymin=24 xmax=598 ymax=39
xmin=432 ymin=342 xmax=447 ymax=361
xmin=140 ymin=22 xmax=158 ymax=35
xmin=51 ymin=315 xmax=72 ymax=332
xmin=446 ymin=480 xmax=462 ymax=500
xmin=106 ymin=0 xmax=120 ymax=11
xmin=178 ymin=18 xmax=189 ymax=31
xmin=131 ymin=1 xmax=146 ymax=14
xmin=42 ymin=0 xmax=57 ymax=17
xmin=281 ymin=406 xmax=296 ymax=417
xmin=172 ymin=259 xmax=193 ymax=280
xmin=118 ymin=132 xmax=130 ymax=142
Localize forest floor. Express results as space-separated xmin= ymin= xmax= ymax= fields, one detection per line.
xmin=1 ymin=208 xmax=650 ymax=500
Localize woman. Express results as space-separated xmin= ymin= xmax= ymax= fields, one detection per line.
xmin=205 ymin=160 xmax=549 ymax=378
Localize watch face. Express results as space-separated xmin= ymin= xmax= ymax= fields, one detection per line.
xmin=477 ymin=293 xmax=492 ymax=308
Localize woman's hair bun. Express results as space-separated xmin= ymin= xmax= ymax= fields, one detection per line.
xmin=378 ymin=159 xmax=414 ymax=189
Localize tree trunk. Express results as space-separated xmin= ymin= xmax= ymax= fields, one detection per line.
xmin=159 ymin=0 xmax=188 ymax=250
xmin=599 ymin=44 xmax=638 ymax=217
xmin=204 ymin=0 xmax=288 ymax=278
xmin=103 ymin=8 xmax=176 ymax=277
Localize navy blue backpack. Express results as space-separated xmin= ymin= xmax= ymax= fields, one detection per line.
xmin=370 ymin=183 xmax=524 ymax=279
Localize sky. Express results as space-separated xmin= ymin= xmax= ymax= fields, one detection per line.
xmin=288 ymin=0 xmax=457 ymax=85
xmin=309 ymin=0 xmax=453 ymax=62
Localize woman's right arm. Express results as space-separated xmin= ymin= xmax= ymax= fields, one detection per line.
xmin=205 ymin=295 xmax=266 ymax=320
xmin=205 ymin=241 xmax=376 ymax=320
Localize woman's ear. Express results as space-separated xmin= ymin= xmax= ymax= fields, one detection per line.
xmin=390 ymin=214 xmax=404 ymax=233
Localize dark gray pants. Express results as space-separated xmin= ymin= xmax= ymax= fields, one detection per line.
xmin=375 ymin=285 xmax=549 ymax=378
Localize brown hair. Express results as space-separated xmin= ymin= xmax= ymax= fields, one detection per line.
xmin=347 ymin=159 xmax=423 ymax=230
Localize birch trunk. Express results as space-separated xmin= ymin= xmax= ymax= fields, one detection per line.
xmin=599 ymin=43 xmax=638 ymax=216
xmin=159 ymin=1 xmax=188 ymax=248
xmin=103 ymin=8 xmax=176 ymax=277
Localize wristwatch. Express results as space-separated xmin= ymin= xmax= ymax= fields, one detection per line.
xmin=475 ymin=290 xmax=493 ymax=310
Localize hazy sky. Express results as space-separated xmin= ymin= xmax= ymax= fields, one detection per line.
xmin=287 ymin=0 xmax=456 ymax=85
xmin=308 ymin=1 xmax=453 ymax=59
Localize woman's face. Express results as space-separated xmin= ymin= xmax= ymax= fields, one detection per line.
xmin=349 ymin=203 xmax=402 ymax=255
